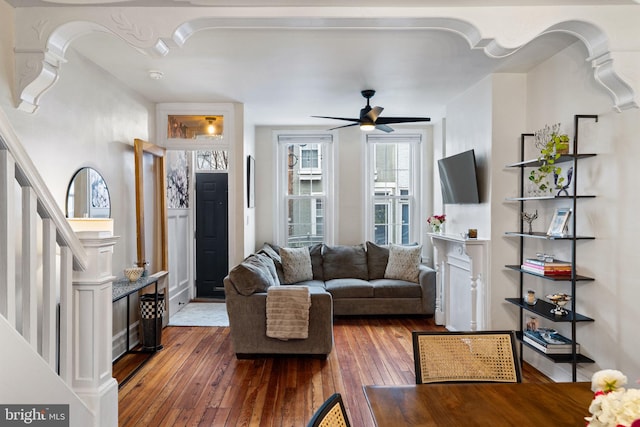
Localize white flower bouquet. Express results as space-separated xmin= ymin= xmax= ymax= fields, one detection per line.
xmin=586 ymin=370 xmax=640 ymax=427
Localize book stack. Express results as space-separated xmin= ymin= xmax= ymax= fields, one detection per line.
xmin=520 ymin=258 xmax=572 ymax=276
xmin=523 ymin=329 xmax=580 ymax=354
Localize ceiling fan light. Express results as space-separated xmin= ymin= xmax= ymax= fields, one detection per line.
xmin=360 ymin=123 xmax=375 ymax=131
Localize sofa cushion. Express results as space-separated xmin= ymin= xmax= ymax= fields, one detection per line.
xmin=366 ymin=241 xmax=389 ymax=280
xmin=322 ymin=244 xmax=368 ymax=280
xmin=371 ymin=279 xmax=422 ymax=298
xmin=280 ymin=246 xmax=313 ymax=284
xmin=384 ymin=244 xmax=422 ymax=283
xmin=228 ymin=253 xmax=278 ymax=296
xmin=325 ymin=278 xmax=374 ymax=298
xmin=309 ymin=243 xmax=324 ymax=281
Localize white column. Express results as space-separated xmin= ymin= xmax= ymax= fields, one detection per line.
xmin=71 ymin=229 xmax=119 ymax=427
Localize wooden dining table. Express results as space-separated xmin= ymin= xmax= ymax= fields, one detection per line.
xmin=363 ymin=382 xmax=593 ymax=426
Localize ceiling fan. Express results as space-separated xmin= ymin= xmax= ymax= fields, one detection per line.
xmin=312 ymin=89 xmax=430 ymax=133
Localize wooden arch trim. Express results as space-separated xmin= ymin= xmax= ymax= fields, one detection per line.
xmin=134 ymin=138 xmax=168 ymax=271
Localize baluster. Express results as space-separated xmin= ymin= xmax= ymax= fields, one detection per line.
xmin=22 ymin=186 xmax=38 ymax=348
xmin=59 ymin=246 xmax=73 ymax=383
xmin=42 ymin=218 xmax=57 ymax=368
xmin=0 ymin=149 xmax=16 ymax=326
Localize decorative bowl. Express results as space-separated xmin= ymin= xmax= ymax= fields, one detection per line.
xmin=546 ymin=293 xmax=571 ymax=315
xmin=124 ymin=267 xmax=144 ymax=282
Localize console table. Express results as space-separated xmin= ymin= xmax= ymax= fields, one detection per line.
xmin=112 ymin=270 xmax=167 ymax=387
xmin=429 ymin=233 xmax=489 ymax=331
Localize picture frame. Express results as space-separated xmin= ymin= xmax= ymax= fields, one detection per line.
xmin=547 ymin=207 xmax=572 ymax=237
xmin=247 ymin=155 xmax=255 ymax=208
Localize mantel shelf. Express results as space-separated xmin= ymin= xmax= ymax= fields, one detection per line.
xmin=505 ymin=265 xmax=594 ymax=281
xmin=504 ymin=231 xmax=595 ymax=240
xmin=506 ymin=153 xmax=596 ymax=168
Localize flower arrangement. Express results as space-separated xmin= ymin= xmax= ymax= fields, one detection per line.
xmin=586 ymin=369 xmax=640 ymax=427
xmin=427 ymin=214 xmax=446 ymax=233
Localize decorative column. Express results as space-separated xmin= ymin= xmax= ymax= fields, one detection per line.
xmin=69 ymin=219 xmax=119 ymax=427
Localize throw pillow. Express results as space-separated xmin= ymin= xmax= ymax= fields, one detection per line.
xmin=366 ymin=241 xmax=389 ymax=279
xmin=228 ymin=254 xmax=277 ymax=296
xmin=280 ymin=246 xmax=313 ymax=284
xmin=384 ymin=244 xmax=422 ymax=283
xmin=322 ymin=244 xmax=368 ymax=280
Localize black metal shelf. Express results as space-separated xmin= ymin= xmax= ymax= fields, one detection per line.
xmin=506 ymin=298 xmax=594 ymax=322
xmin=504 ymin=231 xmax=595 ymax=240
xmin=505 ymin=265 xmax=594 ymax=282
xmin=505 ymin=195 xmax=596 ymax=201
xmin=506 ymin=153 xmax=596 ymax=168
xmin=515 ymin=332 xmax=595 ymax=364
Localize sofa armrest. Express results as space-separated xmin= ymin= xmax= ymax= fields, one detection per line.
xmin=418 ymin=264 xmax=436 ymax=314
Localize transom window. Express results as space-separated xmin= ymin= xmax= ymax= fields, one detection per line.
xmin=275 ymin=133 xmax=334 ymax=247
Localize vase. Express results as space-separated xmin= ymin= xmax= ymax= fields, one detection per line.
xmin=431 ymin=224 xmax=443 ymax=234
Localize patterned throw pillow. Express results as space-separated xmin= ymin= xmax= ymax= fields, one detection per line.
xmin=280 ymin=246 xmax=313 ymax=284
xmin=384 ymin=244 xmax=422 ymax=283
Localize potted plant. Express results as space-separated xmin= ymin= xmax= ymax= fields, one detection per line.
xmin=529 ymin=123 xmax=570 ymax=194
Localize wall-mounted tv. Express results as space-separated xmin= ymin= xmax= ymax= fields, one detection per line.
xmin=437 ymin=149 xmax=480 ymax=204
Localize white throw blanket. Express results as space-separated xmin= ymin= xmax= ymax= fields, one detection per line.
xmin=266 ymin=286 xmax=311 ymax=340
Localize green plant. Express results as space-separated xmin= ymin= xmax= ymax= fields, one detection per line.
xmin=529 ymin=124 xmax=570 ymax=193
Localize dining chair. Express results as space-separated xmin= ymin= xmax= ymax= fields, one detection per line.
xmin=412 ymin=330 xmax=521 ymax=384
xmin=307 ymin=393 xmax=351 ymax=427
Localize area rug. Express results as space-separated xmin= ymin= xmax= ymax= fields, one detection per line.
xmin=168 ymin=302 xmax=229 ymax=327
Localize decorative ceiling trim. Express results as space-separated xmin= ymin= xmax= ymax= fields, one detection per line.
xmin=15 ymin=14 xmax=638 ymax=113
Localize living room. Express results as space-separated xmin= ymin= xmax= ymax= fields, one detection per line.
xmin=1 ymin=1 xmax=640 ymax=425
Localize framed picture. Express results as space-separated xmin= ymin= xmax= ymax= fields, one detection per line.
xmin=247 ymin=155 xmax=255 ymax=208
xmin=547 ymin=207 xmax=572 ymax=236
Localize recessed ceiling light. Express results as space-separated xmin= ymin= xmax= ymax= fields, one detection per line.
xmin=148 ymin=70 xmax=164 ymax=80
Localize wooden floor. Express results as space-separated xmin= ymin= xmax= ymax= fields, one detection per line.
xmin=117 ymin=316 xmax=550 ymax=426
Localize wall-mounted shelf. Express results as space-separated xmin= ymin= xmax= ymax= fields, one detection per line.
xmin=504 ymin=114 xmax=598 ymax=381
xmin=504 ymin=265 xmax=594 ymax=282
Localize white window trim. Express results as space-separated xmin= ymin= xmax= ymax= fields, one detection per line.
xmin=273 ymin=131 xmax=336 ymax=247
xmin=363 ymin=131 xmax=424 ymax=245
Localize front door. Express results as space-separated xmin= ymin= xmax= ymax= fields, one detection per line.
xmin=195 ymin=173 xmax=228 ymax=298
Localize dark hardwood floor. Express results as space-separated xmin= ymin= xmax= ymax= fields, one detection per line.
xmin=116 ymin=316 xmax=550 ymax=426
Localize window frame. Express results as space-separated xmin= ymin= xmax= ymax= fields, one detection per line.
xmin=274 ymin=131 xmax=335 ymax=247
xmin=363 ymin=132 xmax=424 ymax=245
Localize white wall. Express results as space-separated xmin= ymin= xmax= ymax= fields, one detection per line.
xmin=0 ymin=25 xmax=155 ymax=359
xmin=519 ymin=41 xmax=640 ymax=381
xmin=443 ymin=76 xmax=493 ymax=239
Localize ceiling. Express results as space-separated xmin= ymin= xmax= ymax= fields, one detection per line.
xmin=12 ymin=1 xmax=636 ymax=127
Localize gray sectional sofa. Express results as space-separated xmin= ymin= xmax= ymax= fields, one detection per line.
xmin=223 ymin=241 xmax=436 ymax=357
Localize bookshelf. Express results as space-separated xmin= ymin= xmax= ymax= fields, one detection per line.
xmin=504 ymin=114 xmax=598 ymax=381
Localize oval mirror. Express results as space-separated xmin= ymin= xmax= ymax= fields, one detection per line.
xmin=66 ymin=167 xmax=111 ymax=218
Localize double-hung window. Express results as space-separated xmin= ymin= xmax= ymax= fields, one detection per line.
xmin=275 ymin=132 xmax=334 ymax=247
xmin=365 ymin=133 xmax=422 ymax=245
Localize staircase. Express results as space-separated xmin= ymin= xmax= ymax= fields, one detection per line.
xmin=0 ymin=106 xmax=111 ymax=426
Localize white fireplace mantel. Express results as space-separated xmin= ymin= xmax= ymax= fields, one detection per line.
xmin=429 ymin=233 xmax=490 ymax=332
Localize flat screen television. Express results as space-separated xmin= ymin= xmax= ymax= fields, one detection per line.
xmin=437 ymin=149 xmax=480 ymax=204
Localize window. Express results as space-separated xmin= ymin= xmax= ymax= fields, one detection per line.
xmin=276 ymin=133 xmax=334 ymax=247
xmin=365 ymin=133 xmax=422 ymax=245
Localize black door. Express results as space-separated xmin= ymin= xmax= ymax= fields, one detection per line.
xmin=195 ymin=173 xmax=228 ymax=298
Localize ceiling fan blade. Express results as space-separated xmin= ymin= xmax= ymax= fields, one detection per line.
xmin=375 ymin=124 xmax=395 ymax=133
xmin=327 ymin=123 xmax=359 ymax=131
xmin=311 ymin=115 xmax=360 ymax=123
xmin=366 ymin=106 xmax=384 ymax=122
xmin=375 ymin=117 xmax=431 ymax=124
